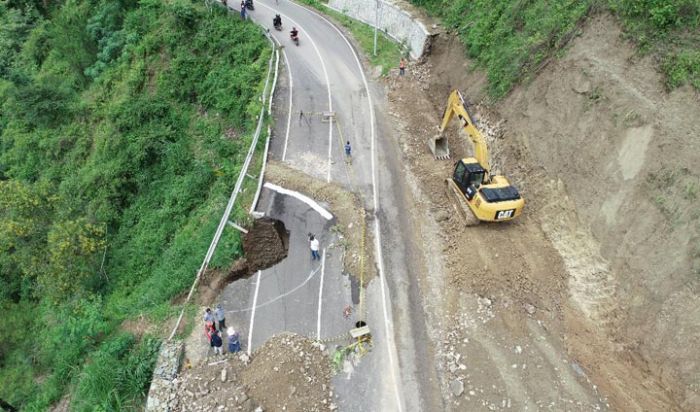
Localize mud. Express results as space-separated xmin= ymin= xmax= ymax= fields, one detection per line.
xmin=242 ymin=217 xmax=290 ymax=273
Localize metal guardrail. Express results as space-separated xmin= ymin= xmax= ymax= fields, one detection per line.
xmin=167 ymin=21 xmax=280 ymax=341
xmin=250 ymin=34 xmax=281 ymax=214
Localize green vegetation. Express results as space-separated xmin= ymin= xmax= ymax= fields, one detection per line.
xmin=411 ymin=0 xmax=700 ymax=96
xmin=0 ymin=0 xmax=270 ymax=410
xmin=299 ymin=0 xmax=403 ymax=75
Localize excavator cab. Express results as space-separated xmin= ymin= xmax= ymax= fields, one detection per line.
xmin=452 ymin=159 xmax=485 ymax=200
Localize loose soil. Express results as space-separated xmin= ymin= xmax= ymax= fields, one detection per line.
xmin=172 ymin=333 xmax=333 ymax=412
xmin=242 ymin=333 xmax=334 ymax=412
xmin=243 ymin=217 xmax=289 ymax=273
xmin=383 ymin=12 xmax=698 ymax=412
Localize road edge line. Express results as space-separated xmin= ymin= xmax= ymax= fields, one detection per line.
xmin=281 ymin=47 xmax=293 ymax=162
xmin=248 ymin=270 xmax=262 ymax=355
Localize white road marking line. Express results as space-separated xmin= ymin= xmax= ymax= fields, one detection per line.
xmin=317 ymin=248 xmax=327 ymax=339
xmin=229 ymin=267 xmax=321 ymax=313
xmin=281 ymin=48 xmax=293 ymax=161
xmin=247 ymin=270 xmax=262 ymax=355
xmin=293 ymin=4 xmax=404 ymax=411
xmin=327 ymin=116 xmax=333 ymax=183
xmin=263 ymin=182 xmax=333 ymax=220
xmin=257 ymin=1 xmax=333 ymax=182
xmin=249 ymin=43 xmax=280 ymax=214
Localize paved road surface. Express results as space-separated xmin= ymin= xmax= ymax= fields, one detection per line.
xmin=219 ymin=2 xmax=443 ymax=410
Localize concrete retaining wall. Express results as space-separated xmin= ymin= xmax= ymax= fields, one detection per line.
xmin=327 ymin=0 xmax=431 ymax=59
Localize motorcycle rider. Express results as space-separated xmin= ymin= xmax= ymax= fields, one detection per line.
xmin=290 ymin=26 xmax=299 ymax=40
xmin=273 ymin=14 xmax=282 ymax=29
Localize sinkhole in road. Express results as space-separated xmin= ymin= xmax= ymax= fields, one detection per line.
xmin=242 ymin=217 xmax=290 ymax=273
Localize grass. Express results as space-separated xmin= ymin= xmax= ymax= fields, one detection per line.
xmin=645 ymin=167 xmax=700 ymax=228
xmin=297 ymin=0 xmax=403 ymax=75
xmin=410 ymin=0 xmax=700 ymax=97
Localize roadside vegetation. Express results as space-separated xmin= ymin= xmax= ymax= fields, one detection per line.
xmin=0 ymin=0 xmax=269 ymax=410
xmin=299 ymin=0 xmax=403 ymax=75
xmin=410 ymin=0 xmax=700 ymax=97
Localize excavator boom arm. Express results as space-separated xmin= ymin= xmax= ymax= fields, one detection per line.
xmin=437 ymin=90 xmax=490 ymax=173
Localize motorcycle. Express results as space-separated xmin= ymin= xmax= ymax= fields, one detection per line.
xmin=245 ymin=0 xmax=254 ymax=10
xmin=273 ymin=15 xmax=282 ymax=31
xmin=290 ymin=30 xmax=299 ymax=46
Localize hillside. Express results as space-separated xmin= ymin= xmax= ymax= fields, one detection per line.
xmin=411 ymin=0 xmax=700 ymax=97
xmin=0 ymin=0 xmax=269 ymax=410
xmin=402 ymin=0 xmax=700 ymax=409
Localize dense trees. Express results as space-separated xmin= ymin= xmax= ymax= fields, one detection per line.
xmin=0 ymin=0 xmax=269 ymax=409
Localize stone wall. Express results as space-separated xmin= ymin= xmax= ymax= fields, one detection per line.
xmin=327 ymin=0 xmax=432 ymax=59
xmin=146 ymin=340 xmax=184 ymax=412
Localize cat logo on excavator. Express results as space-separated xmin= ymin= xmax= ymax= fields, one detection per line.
xmin=428 ymin=90 xmax=524 ymax=225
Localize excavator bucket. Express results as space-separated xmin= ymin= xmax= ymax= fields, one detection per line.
xmin=428 ymin=133 xmax=450 ymax=160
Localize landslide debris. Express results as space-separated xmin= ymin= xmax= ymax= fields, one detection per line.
xmin=172 ymin=333 xmax=333 ymax=412
xmin=242 ymin=333 xmax=334 ymax=412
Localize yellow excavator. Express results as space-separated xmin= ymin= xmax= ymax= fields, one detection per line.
xmin=429 ymin=90 xmax=524 ymax=225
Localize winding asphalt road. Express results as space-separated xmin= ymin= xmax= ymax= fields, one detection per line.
xmin=219 ymin=2 xmax=443 ymax=410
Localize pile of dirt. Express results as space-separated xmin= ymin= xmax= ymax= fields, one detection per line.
xmin=264 ymin=160 xmax=375 ymax=282
xmin=243 ymin=217 xmax=289 ymax=273
xmin=172 ymin=333 xmax=332 ymax=412
xmin=242 ymin=333 xmax=334 ymax=412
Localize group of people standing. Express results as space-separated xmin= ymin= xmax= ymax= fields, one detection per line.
xmin=203 ymin=304 xmax=241 ymax=356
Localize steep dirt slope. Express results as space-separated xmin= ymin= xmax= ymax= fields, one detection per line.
xmin=500 ymin=14 xmax=700 ymax=410
xmin=384 ymin=12 xmax=698 ymax=411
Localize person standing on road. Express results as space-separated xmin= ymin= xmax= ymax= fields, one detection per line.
xmin=215 ymin=304 xmax=226 ymax=331
xmin=240 ymin=1 xmax=246 ymax=19
xmin=227 ymin=327 xmax=241 ymax=353
xmin=399 ymin=58 xmax=406 ymax=76
xmin=205 ymin=321 xmax=215 ymax=353
xmin=309 ymin=234 xmax=320 ymax=261
xmin=211 ymin=329 xmax=223 ymax=355
xmin=203 ymin=307 xmax=214 ymax=325
xmin=344 ymin=141 xmax=352 ymax=156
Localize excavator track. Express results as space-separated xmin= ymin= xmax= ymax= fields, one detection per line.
xmin=445 ymin=179 xmax=480 ymax=227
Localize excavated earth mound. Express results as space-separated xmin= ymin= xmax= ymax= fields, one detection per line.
xmin=242 ymin=333 xmax=334 ymax=412
xmin=172 ymin=333 xmax=332 ymax=412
